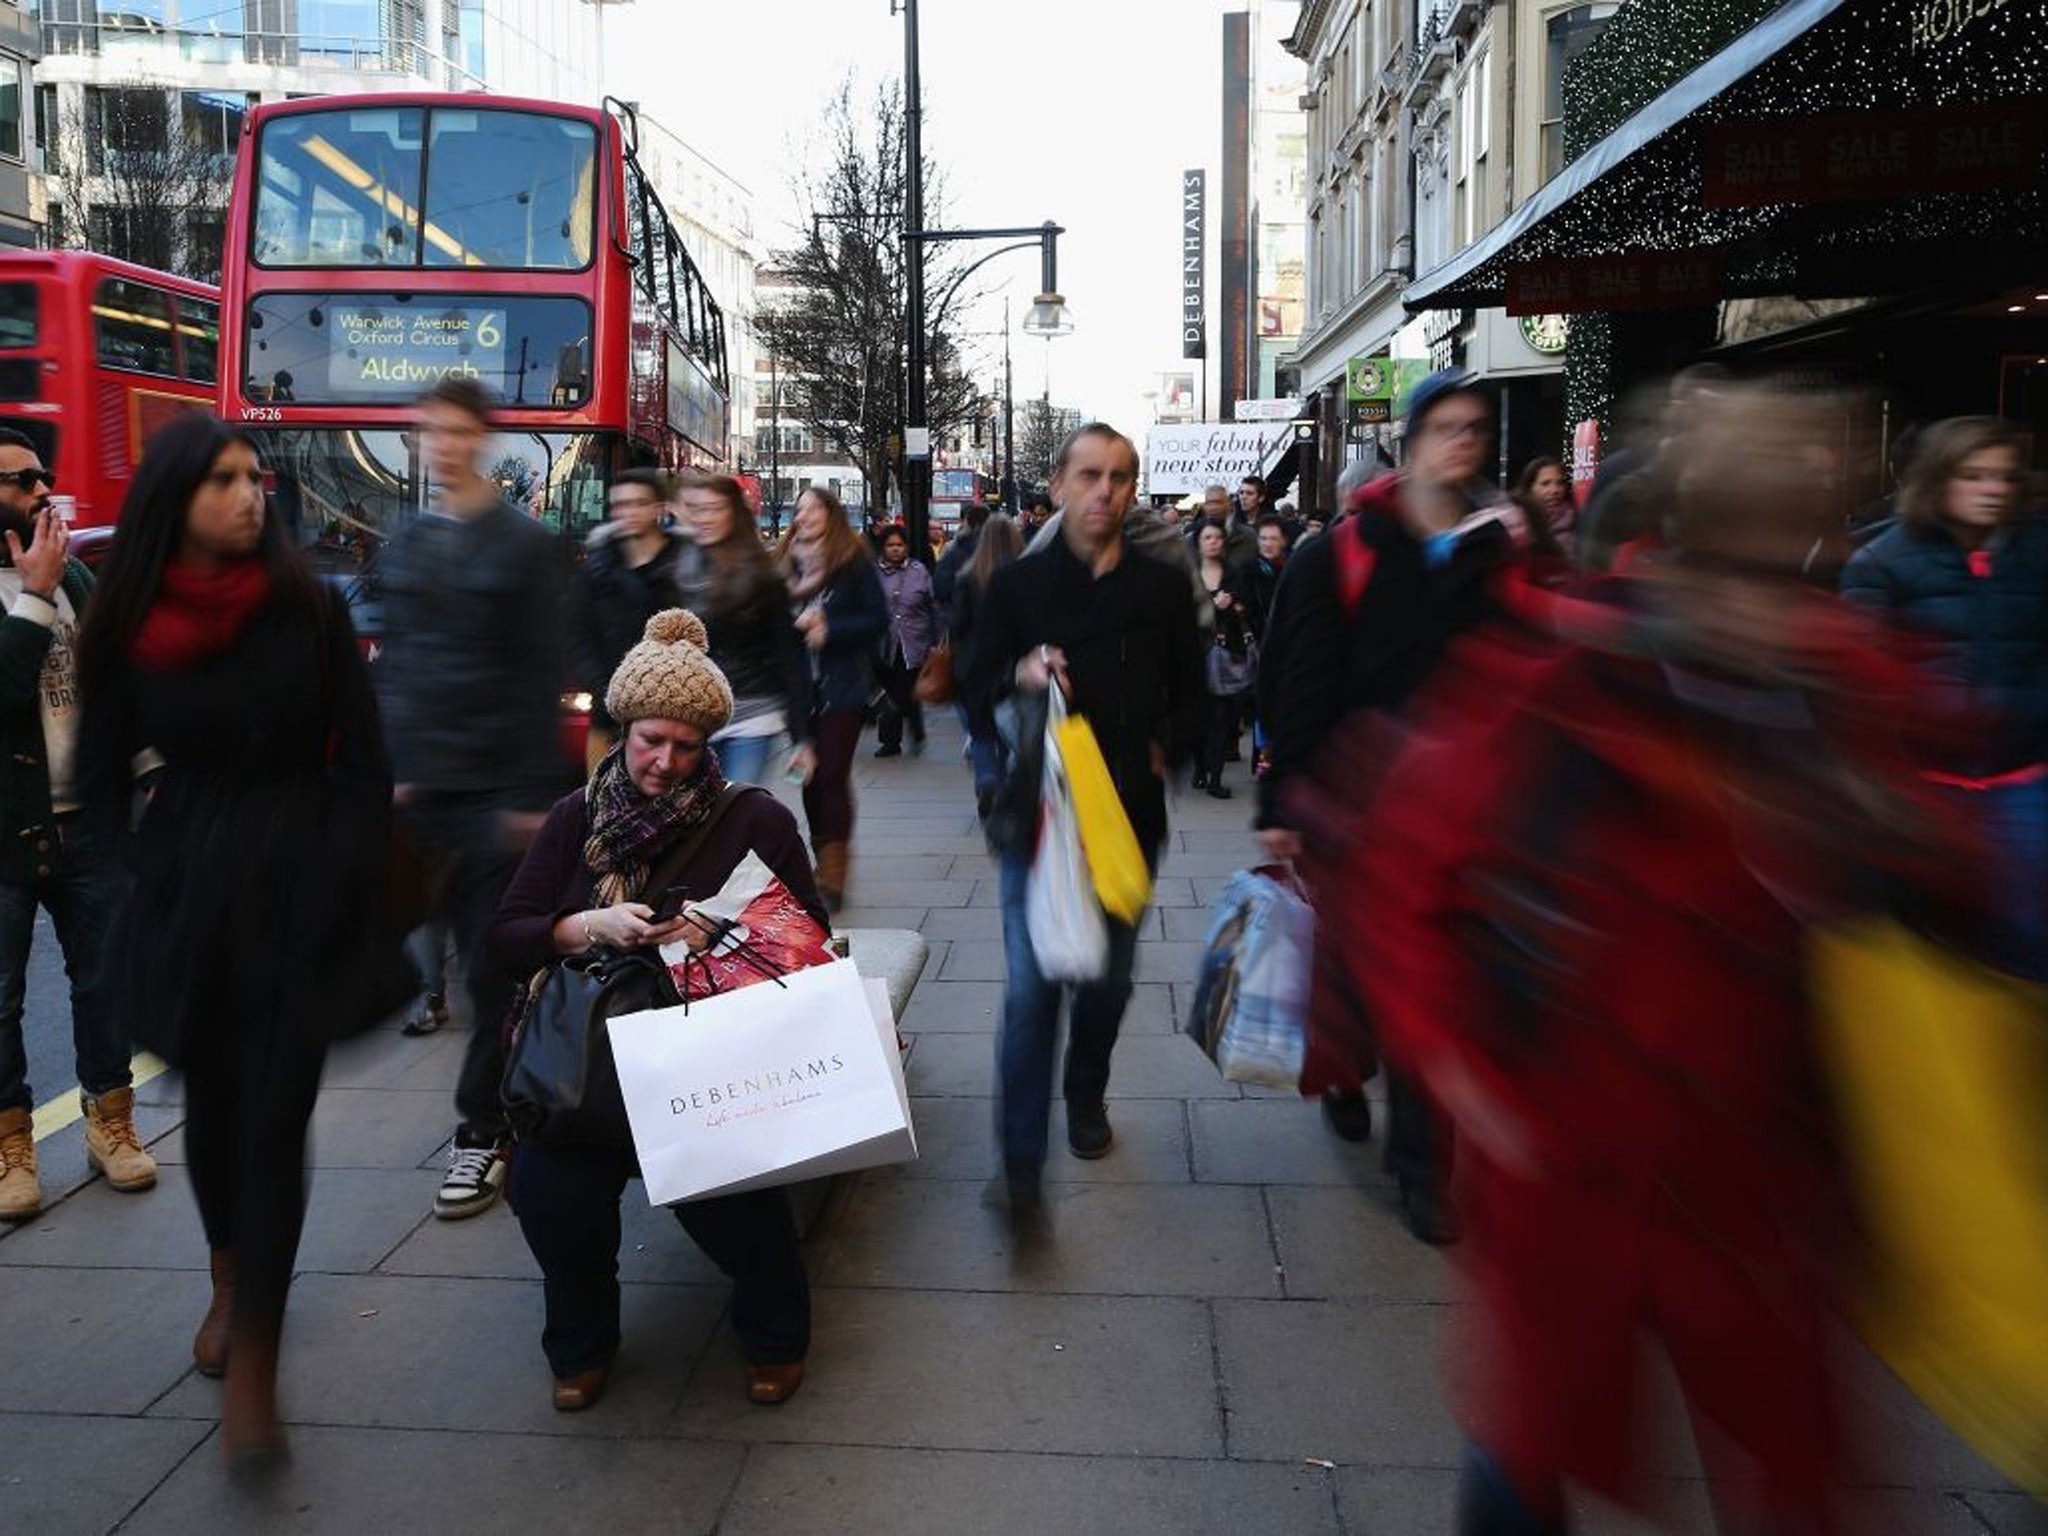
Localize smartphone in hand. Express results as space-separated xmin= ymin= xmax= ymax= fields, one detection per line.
xmin=648 ymin=884 xmax=693 ymax=924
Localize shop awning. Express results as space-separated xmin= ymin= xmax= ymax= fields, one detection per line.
xmin=1403 ymin=0 xmax=2048 ymax=314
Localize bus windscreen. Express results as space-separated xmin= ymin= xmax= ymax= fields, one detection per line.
xmin=253 ymin=106 xmax=596 ymax=272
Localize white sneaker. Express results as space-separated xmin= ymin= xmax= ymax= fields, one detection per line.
xmin=434 ymin=1139 xmax=506 ymax=1220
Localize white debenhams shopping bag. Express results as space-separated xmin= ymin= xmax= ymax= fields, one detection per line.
xmin=606 ymin=957 xmax=917 ymax=1206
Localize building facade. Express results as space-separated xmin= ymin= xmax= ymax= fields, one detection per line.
xmin=1285 ymin=0 xmax=1618 ymax=508
xmin=1249 ymin=0 xmax=1306 ymax=404
xmin=0 ymin=2 xmax=38 ymax=248
xmin=748 ymin=265 xmax=869 ymax=527
xmin=35 ymin=0 xmax=604 ymax=280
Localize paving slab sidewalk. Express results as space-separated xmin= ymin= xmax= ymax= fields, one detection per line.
xmin=0 ymin=718 xmax=2038 ymax=1535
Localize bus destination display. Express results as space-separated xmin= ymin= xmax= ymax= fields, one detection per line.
xmin=327 ymin=303 xmax=507 ymax=392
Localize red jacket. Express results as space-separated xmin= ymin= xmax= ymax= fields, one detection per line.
xmin=1334 ymin=591 xmax=1978 ymax=1516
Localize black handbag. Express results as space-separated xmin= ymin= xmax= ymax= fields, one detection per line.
xmin=498 ymin=784 xmax=746 ymax=1150
xmin=500 ymin=949 xmax=675 ymax=1150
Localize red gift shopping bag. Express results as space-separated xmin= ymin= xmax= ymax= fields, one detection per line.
xmin=657 ymin=852 xmax=835 ymax=1000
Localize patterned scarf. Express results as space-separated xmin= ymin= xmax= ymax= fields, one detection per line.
xmin=786 ymin=534 xmax=831 ymax=603
xmin=583 ymin=741 xmax=728 ymax=907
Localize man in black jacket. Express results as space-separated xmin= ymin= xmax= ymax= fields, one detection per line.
xmin=1255 ymin=372 xmax=1521 ymax=1246
xmin=377 ymin=378 xmax=572 ymax=1220
xmin=571 ymin=468 xmax=684 ymax=766
xmin=964 ymin=424 xmax=1204 ymax=1213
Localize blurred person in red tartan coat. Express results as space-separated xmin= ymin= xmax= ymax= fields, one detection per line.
xmin=1346 ymin=385 xmax=1979 ymax=1534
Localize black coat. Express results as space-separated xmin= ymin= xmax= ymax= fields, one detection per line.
xmin=932 ymin=526 xmax=979 ymax=617
xmin=1841 ymin=516 xmax=2048 ymax=776
xmin=1255 ymin=479 xmax=1513 ymax=830
xmin=0 ymin=557 xmax=94 ymax=883
xmin=374 ymin=499 xmax=569 ymax=806
xmin=805 ymin=560 xmax=889 ymax=716
xmin=964 ymin=531 xmax=1204 ymax=854
xmin=571 ymin=533 xmax=685 ymax=731
xmin=77 ymin=591 xmax=397 ymax=1063
xmin=670 ymin=543 xmax=813 ymax=738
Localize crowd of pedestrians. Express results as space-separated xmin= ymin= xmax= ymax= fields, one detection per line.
xmin=1 ymin=359 xmax=2042 ymax=1531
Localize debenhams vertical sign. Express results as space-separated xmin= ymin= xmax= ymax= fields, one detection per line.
xmin=1182 ymin=169 xmax=1206 ymax=361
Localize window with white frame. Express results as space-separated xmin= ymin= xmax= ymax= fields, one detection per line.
xmin=1542 ymin=4 xmax=1619 ymax=183
xmin=0 ymin=59 xmax=23 ymax=164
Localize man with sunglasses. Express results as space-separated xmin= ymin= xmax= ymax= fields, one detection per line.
xmin=0 ymin=428 xmax=154 ymax=1220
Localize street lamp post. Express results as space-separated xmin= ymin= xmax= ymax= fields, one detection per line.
xmin=899 ymin=0 xmax=929 ymax=552
xmin=1003 ymin=297 xmax=1016 ymax=514
xmin=894 ymin=0 xmax=1070 ymax=554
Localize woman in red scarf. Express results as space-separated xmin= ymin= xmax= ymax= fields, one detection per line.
xmin=77 ymin=412 xmax=397 ymax=1466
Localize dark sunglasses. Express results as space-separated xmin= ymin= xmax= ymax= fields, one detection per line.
xmin=0 ymin=467 xmax=53 ymax=492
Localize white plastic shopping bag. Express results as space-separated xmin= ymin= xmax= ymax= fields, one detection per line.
xmin=1026 ymin=702 xmax=1109 ymax=982
xmin=606 ymin=957 xmax=918 ymax=1206
xmin=1184 ymin=866 xmax=1313 ymax=1088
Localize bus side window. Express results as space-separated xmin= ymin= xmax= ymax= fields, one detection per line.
xmin=94 ymin=279 xmax=177 ymax=376
xmin=176 ymin=297 xmax=221 ymax=385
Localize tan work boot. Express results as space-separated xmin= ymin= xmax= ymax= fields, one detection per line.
xmin=0 ymin=1106 xmax=40 ymax=1220
xmin=83 ymin=1086 xmax=158 ymax=1192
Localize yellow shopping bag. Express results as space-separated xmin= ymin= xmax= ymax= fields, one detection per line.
xmin=1810 ymin=919 xmax=2048 ymax=1498
xmin=1048 ymin=688 xmax=1152 ymax=924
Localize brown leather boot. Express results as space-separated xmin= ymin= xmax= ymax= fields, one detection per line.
xmin=221 ymin=1312 xmax=286 ymax=1468
xmin=0 ymin=1106 xmax=39 ymax=1222
xmin=814 ymin=841 xmax=849 ymax=912
xmin=193 ymin=1250 xmax=235 ymax=1378
xmin=83 ymin=1086 xmax=158 ymax=1192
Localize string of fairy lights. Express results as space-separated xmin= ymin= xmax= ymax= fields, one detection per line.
xmin=1470 ymin=0 xmax=2048 ymax=444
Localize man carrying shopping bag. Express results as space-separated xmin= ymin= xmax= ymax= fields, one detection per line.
xmin=964 ymin=423 xmax=1204 ymax=1218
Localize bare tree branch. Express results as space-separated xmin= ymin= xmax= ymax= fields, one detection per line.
xmin=757 ymin=78 xmax=984 ymax=512
xmin=53 ymin=91 xmax=225 ymax=281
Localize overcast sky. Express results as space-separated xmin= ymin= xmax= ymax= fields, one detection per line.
xmin=608 ymin=0 xmax=1246 ymax=437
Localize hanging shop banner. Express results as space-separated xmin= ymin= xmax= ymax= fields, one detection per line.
xmin=1702 ymin=99 xmax=2046 ymax=209
xmin=1233 ymin=396 xmax=1304 ymax=421
xmin=1572 ymin=418 xmax=1602 ymax=510
xmin=1181 ymin=169 xmax=1206 ymax=360
xmin=1505 ymin=252 xmax=1722 ymax=316
xmin=1146 ymin=422 xmax=1289 ymax=497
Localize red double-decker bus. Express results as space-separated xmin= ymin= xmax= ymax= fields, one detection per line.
xmin=217 ymin=93 xmax=730 ymax=587
xmin=0 ymin=251 xmax=220 ymax=530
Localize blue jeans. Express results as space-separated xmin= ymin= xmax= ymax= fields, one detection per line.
xmin=1951 ymin=774 xmax=2048 ymax=981
xmin=957 ymin=705 xmax=1003 ymax=796
xmin=995 ymin=853 xmax=1145 ymax=1169
xmin=0 ymin=817 xmax=132 ymax=1113
xmin=712 ymin=731 xmax=779 ymax=787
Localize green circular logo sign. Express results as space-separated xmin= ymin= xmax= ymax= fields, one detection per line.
xmin=1519 ymin=314 xmax=1570 ymax=355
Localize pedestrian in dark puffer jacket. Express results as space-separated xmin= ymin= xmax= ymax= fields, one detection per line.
xmin=1841 ymin=415 xmax=2048 ymax=977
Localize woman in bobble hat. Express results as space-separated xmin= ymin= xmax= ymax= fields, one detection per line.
xmin=486 ymin=609 xmax=828 ymax=1413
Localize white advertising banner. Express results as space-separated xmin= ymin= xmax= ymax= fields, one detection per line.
xmin=1145 ymin=423 xmax=1290 ymax=496
xmin=1233 ymin=397 xmax=1304 ymax=422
